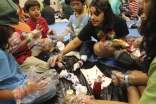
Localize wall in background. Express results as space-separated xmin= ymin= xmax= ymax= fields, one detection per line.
xmin=20 ymin=0 xmax=91 ymax=11
xmin=20 ymin=0 xmax=61 ymax=11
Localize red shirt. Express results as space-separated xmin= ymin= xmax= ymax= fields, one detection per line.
xmin=26 ymin=17 xmax=49 ymax=38
xmin=12 ymin=30 xmax=32 ymax=64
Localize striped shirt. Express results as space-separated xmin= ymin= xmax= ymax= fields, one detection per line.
xmin=129 ymin=1 xmax=139 ymax=17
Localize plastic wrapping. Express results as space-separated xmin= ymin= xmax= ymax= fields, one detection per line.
xmin=8 ymin=32 xmax=21 ymax=53
xmin=45 ymin=56 xmax=128 ymax=104
xmin=20 ymin=66 xmax=59 ymax=103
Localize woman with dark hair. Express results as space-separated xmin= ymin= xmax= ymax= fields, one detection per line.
xmin=48 ymin=0 xmax=129 ymax=66
xmin=113 ymin=0 xmax=156 ymax=104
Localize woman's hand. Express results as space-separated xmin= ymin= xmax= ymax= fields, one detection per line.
xmin=127 ymin=38 xmax=142 ymax=48
xmin=48 ymin=52 xmax=63 ymax=67
xmin=111 ymin=70 xmax=125 ymax=85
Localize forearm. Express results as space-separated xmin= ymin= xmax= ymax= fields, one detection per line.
xmin=14 ymin=39 xmax=29 ymax=53
xmin=0 ymin=90 xmax=14 ymax=101
xmin=62 ymin=37 xmax=82 ymax=55
xmin=128 ymin=71 xmax=148 ymax=85
xmin=112 ymin=37 xmax=126 ymax=48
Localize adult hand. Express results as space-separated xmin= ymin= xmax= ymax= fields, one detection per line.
xmin=127 ymin=38 xmax=142 ymax=48
xmin=111 ymin=70 xmax=125 ymax=85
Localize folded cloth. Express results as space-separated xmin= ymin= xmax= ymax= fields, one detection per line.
xmin=81 ymin=65 xmax=112 ymax=89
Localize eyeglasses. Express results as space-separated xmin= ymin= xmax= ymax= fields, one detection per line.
xmin=71 ymin=3 xmax=81 ymax=7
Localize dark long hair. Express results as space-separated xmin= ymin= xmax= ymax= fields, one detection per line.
xmin=139 ymin=0 xmax=156 ymax=73
xmin=0 ymin=26 xmax=11 ymax=50
xmin=89 ymin=0 xmax=115 ymax=32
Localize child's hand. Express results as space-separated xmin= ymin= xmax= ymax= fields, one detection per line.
xmin=43 ymin=38 xmax=52 ymax=50
xmin=99 ymin=40 xmax=112 ymax=50
xmin=25 ymin=75 xmax=48 ymax=95
xmin=8 ymin=32 xmax=21 ymax=53
xmin=48 ymin=29 xmax=56 ymax=35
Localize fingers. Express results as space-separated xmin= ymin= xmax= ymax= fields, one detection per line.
xmin=35 ymin=75 xmax=44 ymax=83
xmin=48 ymin=55 xmax=58 ymax=67
xmin=37 ymin=80 xmax=48 ymax=91
xmin=111 ymin=71 xmax=125 ymax=85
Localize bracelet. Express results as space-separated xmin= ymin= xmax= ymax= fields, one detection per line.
xmin=124 ymin=75 xmax=129 ymax=87
xmin=26 ymin=36 xmax=31 ymax=43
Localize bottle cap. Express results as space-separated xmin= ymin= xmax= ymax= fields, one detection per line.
xmin=66 ymin=87 xmax=73 ymax=95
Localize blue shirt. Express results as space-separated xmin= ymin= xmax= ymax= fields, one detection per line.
xmin=0 ymin=49 xmax=27 ymax=104
xmin=67 ymin=13 xmax=90 ymax=39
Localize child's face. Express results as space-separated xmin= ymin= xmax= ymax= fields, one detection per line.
xmin=27 ymin=6 xmax=40 ymax=21
xmin=71 ymin=0 xmax=85 ymax=13
xmin=90 ymin=6 xmax=104 ymax=27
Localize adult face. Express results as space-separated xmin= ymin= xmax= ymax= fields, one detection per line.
xmin=90 ymin=6 xmax=104 ymax=27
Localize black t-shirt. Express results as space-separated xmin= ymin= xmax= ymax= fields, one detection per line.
xmin=41 ymin=6 xmax=55 ymax=25
xmin=78 ymin=15 xmax=129 ymax=41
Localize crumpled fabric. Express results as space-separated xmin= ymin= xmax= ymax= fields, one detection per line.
xmin=45 ymin=56 xmax=128 ymax=104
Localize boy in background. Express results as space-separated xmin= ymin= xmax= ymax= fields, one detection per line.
xmin=126 ymin=0 xmax=139 ymax=18
xmin=12 ymin=0 xmax=30 ymax=22
xmin=109 ymin=0 xmax=122 ymax=15
xmin=24 ymin=0 xmax=53 ymax=38
xmin=42 ymin=0 xmax=55 ymax=25
xmin=62 ymin=0 xmax=92 ymax=70
xmin=63 ymin=0 xmax=74 ymax=19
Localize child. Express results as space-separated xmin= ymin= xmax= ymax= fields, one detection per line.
xmin=24 ymin=0 xmax=54 ymax=38
xmin=12 ymin=0 xmax=30 ymax=22
xmin=0 ymin=0 xmax=56 ymax=103
xmin=126 ymin=0 xmax=139 ymax=18
xmin=42 ymin=0 xmax=55 ymax=25
xmin=12 ymin=29 xmax=53 ymax=73
xmin=62 ymin=0 xmax=74 ymax=20
xmin=60 ymin=0 xmax=92 ymax=70
xmin=109 ymin=0 xmax=122 ymax=15
xmin=48 ymin=0 xmax=129 ymax=65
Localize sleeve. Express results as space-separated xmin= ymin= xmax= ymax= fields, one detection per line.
xmin=77 ymin=22 xmax=94 ymax=41
xmin=114 ymin=16 xmax=129 ymax=38
xmin=0 ymin=56 xmax=12 ymax=81
xmin=67 ymin=15 xmax=73 ymax=27
xmin=138 ymin=62 xmax=156 ymax=104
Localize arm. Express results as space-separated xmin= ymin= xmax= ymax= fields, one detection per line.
xmin=0 ymin=90 xmax=14 ymax=100
xmin=14 ymin=38 xmax=29 ymax=53
xmin=111 ymin=36 xmax=126 ymax=48
xmin=128 ymin=70 xmax=148 ymax=85
xmin=138 ymin=63 xmax=156 ymax=104
xmin=86 ymin=100 xmax=127 ymax=104
xmin=62 ymin=37 xmax=83 ymax=55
